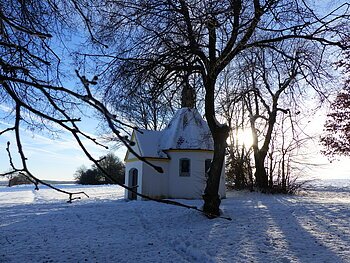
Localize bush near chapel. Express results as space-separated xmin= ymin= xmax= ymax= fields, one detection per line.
xmin=75 ymin=153 xmax=125 ymax=185
xmin=8 ymin=173 xmax=33 ymax=187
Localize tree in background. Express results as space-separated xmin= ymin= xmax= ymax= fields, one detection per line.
xmin=264 ymin=113 xmax=312 ymax=193
xmin=75 ymin=153 xmax=125 ymax=185
xmin=75 ymin=168 xmax=100 ymax=185
xmin=219 ymin=71 xmax=254 ymax=190
xmin=244 ymin=49 xmax=299 ymax=190
xmin=105 ymin=81 xmax=175 ymax=131
xmin=321 ymin=41 xmax=350 ymax=157
xmin=95 ymin=153 xmax=125 ymax=184
xmin=7 ymin=172 xmax=33 ymax=187
xmin=321 ymin=88 xmax=350 ymax=157
xmin=220 ymin=38 xmax=334 ymax=192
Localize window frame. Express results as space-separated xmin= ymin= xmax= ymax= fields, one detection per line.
xmin=179 ymin=158 xmax=191 ymax=177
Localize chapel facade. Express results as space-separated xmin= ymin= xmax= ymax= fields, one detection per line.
xmin=123 ymin=84 xmax=226 ymax=200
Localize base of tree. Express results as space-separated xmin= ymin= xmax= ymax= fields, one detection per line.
xmin=202 ymin=193 xmax=221 ymax=218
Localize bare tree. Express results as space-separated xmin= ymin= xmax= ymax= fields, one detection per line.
xmin=70 ymin=0 xmax=349 ymax=216
xmin=265 ymin=113 xmax=312 ymax=193
xmin=1 ymin=0 xmax=349 ymax=216
xmin=219 ymin=70 xmax=253 ymax=190
xmin=1 ymin=1 xmax=232 ymax=218
xmin=0 ymin=0 xmax=163 ymax=200
xmin=105 ymin=81 xmax=175 ymax=131
xmin=244 ymin=49 xmax=299 ymax=190
xmin=220 ymin=35 xmax=340 ymax=191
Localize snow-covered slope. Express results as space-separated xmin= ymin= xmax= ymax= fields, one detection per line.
xmin=0 ymin=181 xmax=349 ymax=263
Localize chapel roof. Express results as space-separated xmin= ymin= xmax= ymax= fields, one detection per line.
xmin=134 ymin=129 xmax=162 ymax=158
xmin=131 ymin=108 xmax=213 ymax=158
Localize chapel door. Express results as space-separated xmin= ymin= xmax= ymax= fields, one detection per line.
xmin=129 ymin=169 xmax=138 ymax=200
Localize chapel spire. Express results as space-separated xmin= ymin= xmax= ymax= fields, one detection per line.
xmin=180 ymin=75 xmax=196 ymax=108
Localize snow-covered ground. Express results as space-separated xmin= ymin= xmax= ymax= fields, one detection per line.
xmin=0 ymin=180 xmax=349 ymax=263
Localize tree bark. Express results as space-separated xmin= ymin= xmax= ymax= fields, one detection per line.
xmin=203 ymin=76 xmax=230 ymax=217
xmin=203 ymin=126 xmax=229 ymax=217
xmin=254 ymin=151 xmax=268 ymax=190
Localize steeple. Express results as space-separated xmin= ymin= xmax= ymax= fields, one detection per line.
xmin=181 ymin=77 xmax=196 ymax=108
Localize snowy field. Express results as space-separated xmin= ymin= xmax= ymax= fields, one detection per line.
xmin=0 ymin=180 xmax=349 ymax=263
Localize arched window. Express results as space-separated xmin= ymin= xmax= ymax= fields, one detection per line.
xmin=179 ymin=158 xmax=190 ymax=177
xmin=128 ymin=168 xmax=138 ymax=200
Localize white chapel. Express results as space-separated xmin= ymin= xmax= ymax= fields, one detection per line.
xmin=124 ymin=86 xmax=226 ymax=200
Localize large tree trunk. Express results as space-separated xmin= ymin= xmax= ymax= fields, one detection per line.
xmin=203 ymin=76 xmax=230 ymax=217
xmin=203 ymin=126 xmax=229 ymax=217
xmin=254 ymin=151 xmax=268 ymax=190
xmin=249 ymin=94 xmax=279 ymax=191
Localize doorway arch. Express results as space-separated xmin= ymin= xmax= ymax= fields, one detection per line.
xmin=128 ymin=168 xmax=138 ymax=200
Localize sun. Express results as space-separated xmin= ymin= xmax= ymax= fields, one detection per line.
xmin=228 ymin=129 xmax=254 ymax=147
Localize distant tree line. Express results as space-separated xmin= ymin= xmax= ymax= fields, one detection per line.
xmin=75 ymin=153 xmax=125 ymax=185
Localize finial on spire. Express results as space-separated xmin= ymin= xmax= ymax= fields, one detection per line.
xmin=181 ymin=76 xmax=196 ymax=108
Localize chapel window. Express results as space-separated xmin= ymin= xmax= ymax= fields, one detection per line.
xmin=179 ymin=158 xmax=191 ymax=177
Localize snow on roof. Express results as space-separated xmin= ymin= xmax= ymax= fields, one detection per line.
xmin=159 ymin=108 xmax=213 ymax=151
xmin=134 ymin=129 xmax=163 ymax=158
xmin=133 ymin=108 xmax=213 ymax=158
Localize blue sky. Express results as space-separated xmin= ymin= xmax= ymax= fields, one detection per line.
xmin=0 ymin=109 xmax=126 ymax=181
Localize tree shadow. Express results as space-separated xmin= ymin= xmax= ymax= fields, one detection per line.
xmin=1 ymin=191 xmax=349 ymax=263
xmin=202 ymin=191 xmax=349 ymax=262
